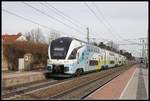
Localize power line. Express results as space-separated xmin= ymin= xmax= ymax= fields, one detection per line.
xmin=40 ymin=2 xmax=86 ymax=33
xmin=83 ymin=3 xmax=113 ymax=43
xmin=23 ymin=2 xmax=83 ymax=35
xmin=2 ymin=9 xmax=60 ymax=33
xmin=84 ymin=2 xmax=119 ymax=41
xmin=42 ymin=2 xmax=111 ymax=43
xmin=46 ymin=2 xmax=87 ymax=28
xmin=119 ymin=43 xmax=144 ymax=45
xmin=92 ymin=3 xmax=139 ymax=44
xmin=2 ymin=8 xmax=81 ymax=39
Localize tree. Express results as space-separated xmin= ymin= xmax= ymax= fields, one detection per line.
xmin=98 ymin=42 xmax=106 ymax=49
xmin=120 ymin=50 xmax=123 ymax=55
xmin=92 ymin=42 xmax=98 ymax=46
xmin=25 ymin=28 xmax=45 ymax=43
xmin=106 ymin=46 xmax=111 ymax=50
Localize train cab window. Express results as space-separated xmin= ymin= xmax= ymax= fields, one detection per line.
xmin=50 ymin=37 xmax=72 ymax=59
xmin=68 ymin=49 xmax=77 ymax=59
xmin=68 ymin=46 xmax=83 ymax=59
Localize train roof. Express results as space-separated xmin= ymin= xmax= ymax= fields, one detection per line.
xmin=54 ymin=37 xmax=87 ymax=44
xmin=53 ymin=37 xmax=126 ymax=57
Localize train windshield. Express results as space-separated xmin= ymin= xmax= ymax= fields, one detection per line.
xmin=68 ymin=46 xmax=83 ymax=59
xmin=50 ymin=37 xmax=72 ymax=59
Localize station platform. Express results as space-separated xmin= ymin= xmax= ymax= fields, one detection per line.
xmin=2 ymin=70 xmax=48 ymax=88
xmin=86 ymin=64 xmax=148 ymax=100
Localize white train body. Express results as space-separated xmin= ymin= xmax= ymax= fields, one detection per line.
xmin=47 ymin=37 xmax=126 ymax=76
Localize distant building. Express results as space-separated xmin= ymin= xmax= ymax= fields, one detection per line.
xmin=2 ymin=33 xmax=27 ymax=43
xmin=106 ymin=41 xmax=119 ymax=51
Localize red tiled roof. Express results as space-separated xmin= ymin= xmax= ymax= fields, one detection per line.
xmin=2 ymin=33 xmax=22 ymax=42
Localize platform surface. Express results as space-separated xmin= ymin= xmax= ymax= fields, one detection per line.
xmin=86 ymin=64 xmax=148 ymax=100
xmin=2 ymin=70 xmax=48 ymax=87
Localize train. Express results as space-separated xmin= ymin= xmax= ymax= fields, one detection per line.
xmin=47 ymin=37 xmax=127 ymax=77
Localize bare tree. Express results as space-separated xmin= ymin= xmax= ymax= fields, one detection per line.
xmin=25 ymin=28 xmax=45 ymax=43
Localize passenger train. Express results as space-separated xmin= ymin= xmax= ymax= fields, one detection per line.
xmin=47 ymin=37 xmax=127 ymax=77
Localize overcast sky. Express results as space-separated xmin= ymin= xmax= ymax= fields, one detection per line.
xmin=2 ymin=1 xmax=148 ymax=57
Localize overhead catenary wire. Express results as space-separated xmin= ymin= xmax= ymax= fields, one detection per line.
xmin=40 ymin=2 xmax=86 ymax=32
xmin=2 ymin=9 xmax=76 ymax=38
xmin=41 ymin=2 xmax=111 ymax=43
xmin=2 ymin=9 xmax=57 ymax=33
xmin=46 ymin=2 xmax=111 ymax=43
xmin=46 ymin=2 xmax=88 ymax=28
xmin=84 ymin=2 xmax=119 ymax=41
xmin=23 ymin=2 xmax=84 ymax=35
xmin=84 ymin=3 xmax=140 ymax=51
xmin=40 ymin=2 xmax=112 ymax=43
xmin=92 ymin=2 xmax=140 ymax=44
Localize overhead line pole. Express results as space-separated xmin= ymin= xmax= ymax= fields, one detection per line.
xmin=87 ymin=27 xmax=89 ymax=44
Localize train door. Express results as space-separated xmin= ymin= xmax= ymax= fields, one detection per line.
xmin=84 ymin=49 xmax=90 ymax=72
xmin=98 ymin=55 xmax=102 ymax=70
xmin=96 ymin=55 xmax=100 ymax=71
xmin=104 ymin=51 xmax=107 ymax=65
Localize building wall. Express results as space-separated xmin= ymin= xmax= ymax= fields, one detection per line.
xmin=16 ymin=35 xmax=27 ymax=41
xmin=2 ymin=51 xmax=8 ymax=71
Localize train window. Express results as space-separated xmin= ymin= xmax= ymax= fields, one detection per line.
xmin=110 ymin=61 xmax=114 ymax=64
xmin=68 ymin=49 xmax=77 ymax=59
xmin=82 ymin=53 xmax=84 ymax=60
xmin=89 ymin=60 xmax=98 ymax=66
xmin=68 ymin=46 xmax=83 ymax=59
xmin=101 ymin=56 xmax=103 ymax=60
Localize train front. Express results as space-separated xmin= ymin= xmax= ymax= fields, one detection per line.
xmin=47 ymin=37 xmax=79 ymax=77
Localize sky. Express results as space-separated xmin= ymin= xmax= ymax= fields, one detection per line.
xmin=2 ymin=1 xmax=148 ymax=57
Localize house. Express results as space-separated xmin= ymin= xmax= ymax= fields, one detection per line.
xmin=2 ymin=33 xmax=27 ymax=71
xmin=2 ymin=33 xmax=27 ymax=42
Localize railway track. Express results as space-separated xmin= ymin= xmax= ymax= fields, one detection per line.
xmin=50 ymin=66 xmax=130 ymax=100
xmin=2 ymin=78 xmax=64 ymax=99
xmin=5 ymin=63 xmax=135 ymax=100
